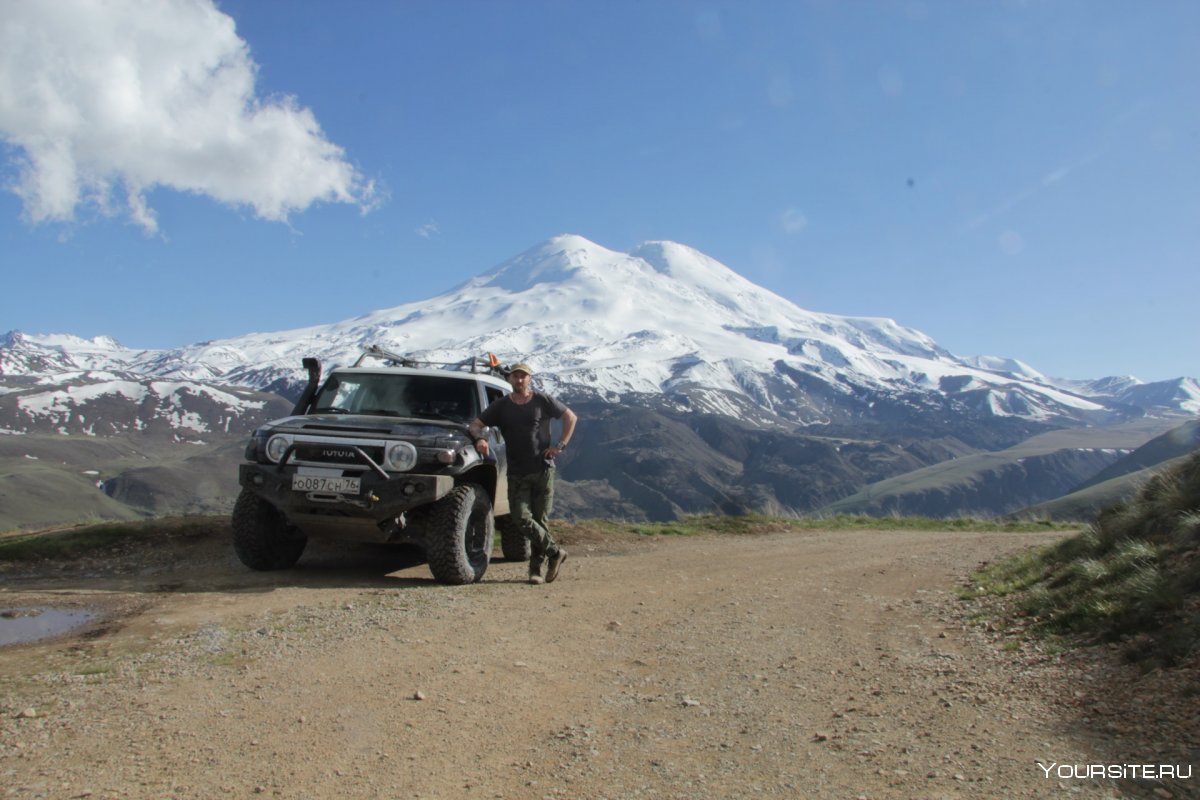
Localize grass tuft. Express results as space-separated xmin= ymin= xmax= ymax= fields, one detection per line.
xmin=968 ymin=448 xmax=1200 ymax=667
xmin=0 ymin=516 xmax=219 ymax=562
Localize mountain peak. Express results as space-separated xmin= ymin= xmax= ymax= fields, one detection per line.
xmin=528 ymin=233 xmax=620 ymax=267
xmin=471 ymin=234 xmax=624 ymax=292
xmin=471 ymin=235 xmax=782 ymax=317
xmin=628 ymin=240 xmax=779 ymax=314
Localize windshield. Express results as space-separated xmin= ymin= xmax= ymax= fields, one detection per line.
xmin=313 ymin=373 xmax=479 ymax=422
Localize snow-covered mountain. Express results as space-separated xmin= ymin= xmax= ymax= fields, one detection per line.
xmin=3 ymin=234 xmax=1197 ymax=429
xmin=4 ymin=234 xmax=1198 ymax=527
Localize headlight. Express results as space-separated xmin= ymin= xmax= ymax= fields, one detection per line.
xmin=265 ymin=434 xmax=293 ymax=463
xmin=384 ymin=441 xmax=418 ymax=472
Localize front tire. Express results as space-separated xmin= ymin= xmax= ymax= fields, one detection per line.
xmin=427 ymin=484 xmax=494 ymax=585
xmin=232 ymin=489 xmax=307 ymax=570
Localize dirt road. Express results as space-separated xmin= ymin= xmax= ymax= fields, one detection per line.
xmin=1 ymin=524 xmax=1196 ymax=799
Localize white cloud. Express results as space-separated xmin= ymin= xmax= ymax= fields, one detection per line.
xmin=779 ymin=207 xmax=808 ymax=234
xmin=998 ymin=229 xmax=1025 ymax=255
xmin=415 ymin=221 xmax=440 ymax=239
xmin=0 ymin=0 xmax=376 ymax=234
xmin=967 ymin=151 xmax=1101 ymax=230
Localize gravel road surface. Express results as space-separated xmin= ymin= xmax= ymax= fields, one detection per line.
xmin=1 ymin=523 xmax=1196 ymax=799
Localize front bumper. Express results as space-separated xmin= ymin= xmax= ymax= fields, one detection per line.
xmin=239 ymin=463 xmax=454 ymax=542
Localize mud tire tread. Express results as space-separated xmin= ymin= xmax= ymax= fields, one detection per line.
xmin=496 ymin=514 xmax=531 ymax=562
xmin=232 ymin=489 xmax=307 ymax=570
xmin=426 ymin=484 xmax=494 ymax=585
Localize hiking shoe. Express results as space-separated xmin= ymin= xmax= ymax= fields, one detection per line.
xmin=528 ymin=565 xmax=544 ymax=585
xmin=545 ymin=548 xmax=568 ymax=583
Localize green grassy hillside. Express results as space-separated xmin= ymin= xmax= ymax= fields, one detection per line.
xmin=1072 ymin=418 xmax=1200 ymax=493
xmin=0 ymin=434 xmax=243 ymax=532
xmin=968 ymin=448 xmax=1200 ymax=667
xmin=1020 ymin=419 xmax=1200 ymax=520
xmin=1018 ymin=454 xmax=1193 ymax=521
xmin=820 ymin=419 xmax=1181 ymax=519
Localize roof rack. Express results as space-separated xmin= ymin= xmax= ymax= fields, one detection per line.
xmin=352 ymin=345 xmax=508 ymax=378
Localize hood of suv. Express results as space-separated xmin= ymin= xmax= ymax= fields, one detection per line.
xmin=267 ymin=414 xmax=470 ymax=437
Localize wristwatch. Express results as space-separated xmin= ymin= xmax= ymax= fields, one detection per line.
xmin=556 ymin=441 xmax=568 ymax=450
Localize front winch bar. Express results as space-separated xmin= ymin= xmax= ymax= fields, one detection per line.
xmin=275 ymin=442 xmax=390 ymax=479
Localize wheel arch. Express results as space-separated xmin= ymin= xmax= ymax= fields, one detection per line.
xmin=456 ymin=463 xmax=500 ymax=509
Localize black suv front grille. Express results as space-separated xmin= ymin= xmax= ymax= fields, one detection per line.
xmin=292 ymin=441 xmax=385 ymax=468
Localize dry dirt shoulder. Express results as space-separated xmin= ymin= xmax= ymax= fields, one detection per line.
xmin=1 ymin=526 xmax=1196 ymax=800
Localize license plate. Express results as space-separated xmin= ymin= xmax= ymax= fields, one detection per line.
xmin=292 ymin=475 xmax=361 ymax=494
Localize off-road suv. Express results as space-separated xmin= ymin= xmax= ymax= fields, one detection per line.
xmin=233 ymin=345 xmax=529 ymax=585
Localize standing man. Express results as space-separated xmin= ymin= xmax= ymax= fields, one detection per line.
xmin=469 ymin=363 xmax=577 ymax=585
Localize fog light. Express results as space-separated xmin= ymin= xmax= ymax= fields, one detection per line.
xmin=403 ymin=483 xmax=416 ymax=495
xmin=252 ymin=474 xmax=265 ymax=486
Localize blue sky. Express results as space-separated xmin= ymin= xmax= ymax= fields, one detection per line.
xmin=2 ymin=0 xmax=1197 ymax=381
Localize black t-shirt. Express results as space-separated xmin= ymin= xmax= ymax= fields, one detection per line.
xmin=478 ymin=392 xmax=568 ymax=476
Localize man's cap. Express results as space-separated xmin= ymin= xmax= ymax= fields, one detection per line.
xmin=509 ymin=362 xmax=534 ymax=376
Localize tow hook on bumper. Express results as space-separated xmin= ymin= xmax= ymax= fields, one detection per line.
xmin=305 ymin=491 xmax=381 ymax=509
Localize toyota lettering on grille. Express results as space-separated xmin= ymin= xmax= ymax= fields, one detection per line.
xmin=322 ymin=448 xmax=357 ymax=459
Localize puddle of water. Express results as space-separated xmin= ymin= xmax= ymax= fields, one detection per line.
xmin=0 ymin=607 xmax=100 ymax=646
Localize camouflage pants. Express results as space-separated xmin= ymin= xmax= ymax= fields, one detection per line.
xmin=507 ymin=468 xmax=558 ymax=569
